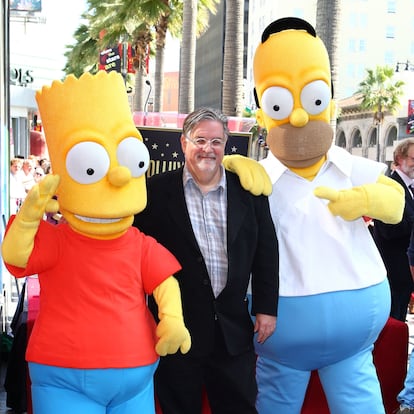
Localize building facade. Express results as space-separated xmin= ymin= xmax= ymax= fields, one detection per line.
xmin=336 ymin=68 xmax=414 ymax=166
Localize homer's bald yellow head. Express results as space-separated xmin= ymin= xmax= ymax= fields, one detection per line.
xmin=36 ymin=71 xmax=149 ymax=238
xmin=253 ymin=17 xmax=334 ymax=168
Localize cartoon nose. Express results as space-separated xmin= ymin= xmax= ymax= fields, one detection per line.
xmin=108 ymin=166 xmax=131 ymax=187
xmin=289 ymin=108 xmax=309 ymax=127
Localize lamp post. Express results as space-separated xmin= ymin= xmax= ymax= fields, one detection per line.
xmin=374 ymin=111 xmax=384 ymax=162
xmin=395 ymin=60 xmax=414 ymax=72
xmin=143 ymin=80 xmax=152 ymax=126
xmin=121 ymin=41 xmax=128 ymax=85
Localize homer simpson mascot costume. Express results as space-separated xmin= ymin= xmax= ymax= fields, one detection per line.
xmin=225 ymin=17 xmax=405 ymax=413
xmin=1 ymin=71 xmax=191 ymax=414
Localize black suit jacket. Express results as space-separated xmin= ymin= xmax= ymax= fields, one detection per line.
xmin=133 ymin=168 xmax=279 ymax=357
xmin=373 ymin=170 xmax=414 ymax=289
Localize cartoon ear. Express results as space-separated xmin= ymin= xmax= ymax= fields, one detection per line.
xmin=254 ymin=87 xmax=261 ymax=108
xmin=253 ymin=88 xmax=266 ymax=127
xmin=255 ymin=108 xmax=266 ymax=128
xmin=330 ymin=100 xmax=337 ymax=121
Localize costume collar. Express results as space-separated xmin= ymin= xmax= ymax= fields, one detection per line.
xmin=263 ymin=144 xmax=353 ymax=184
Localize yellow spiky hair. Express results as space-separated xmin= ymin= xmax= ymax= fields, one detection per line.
xmin=35 ymin=71 xmax=138 ymax=165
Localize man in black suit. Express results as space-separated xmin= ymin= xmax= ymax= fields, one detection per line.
xmin=373 ymin=138 xmax=414 ymax=321
xmin=133 ymin=107 xmax=279 ymax=414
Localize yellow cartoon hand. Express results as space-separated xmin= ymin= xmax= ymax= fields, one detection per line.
xmin=222 ymin=155 xmax=272 ymax=196
xmin=314 ymin=185 xmax=369 ymax=221
xmin=155 ymin=315 xmax=191 ymax=356
xmin=153 ymin=276 xmax=191 ymax=356
xmin=19 ymin=174 xmax=60 ymax=222
xmin=2 ymin=174 xmax=60 ymax=268
xmin=314 ymin=175 xmax=404 ymax=224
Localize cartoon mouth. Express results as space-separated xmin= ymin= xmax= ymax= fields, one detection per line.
xmin=74 ymin=214 xmax=122 ymax=224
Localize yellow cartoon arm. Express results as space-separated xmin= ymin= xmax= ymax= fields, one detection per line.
xmin=222 ymin=155 xmax=272 ymax=196
xmin=314 ymin=174 xmax=404 ymax=224
xmin=2 ymin=174 xmax=60 ymax=268
xmin=153 ymin=276 xmax=191 ymax=356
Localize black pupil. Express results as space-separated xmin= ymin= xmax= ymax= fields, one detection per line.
xmin=315 ymin=99 xmax=321 ymax=106
xmin=86 ymin=168 xmax=94 ymax=175
xmin=273 ymin=105 xmax=280 ymax=112
xmin=139 ymin=161 xmax=145 ymax=168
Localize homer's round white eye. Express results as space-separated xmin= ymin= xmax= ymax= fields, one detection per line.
xmin=66 ymin=142 xmax=110 ymax=184
xmin=300 ymin=80 xmax=331 ymax=115
xmin=117 ymin=137 xmax=150 ymax=178
xmin=261 ymin=86 xmax=294 ymax=120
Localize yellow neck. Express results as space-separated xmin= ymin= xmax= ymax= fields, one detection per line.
xmin=290 ymin=156 xmax=326 ymax=181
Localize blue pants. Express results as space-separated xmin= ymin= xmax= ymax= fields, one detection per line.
xmin=251 ymin=280 xmax=390 ymax=414
xmin=29 ymin=362 xmax=158 ymax=414
xmin=398 ymin=350 xmax=414 ymax=409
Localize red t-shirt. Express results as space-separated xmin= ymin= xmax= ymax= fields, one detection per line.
xmin=6 ymin=218 xmax=181 ymax=368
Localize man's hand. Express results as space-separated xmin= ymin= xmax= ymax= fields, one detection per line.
xmin=222 ymin=155 xmax=272 ymax=196
xmin=254 ymin=314 xmax=276 ymax=344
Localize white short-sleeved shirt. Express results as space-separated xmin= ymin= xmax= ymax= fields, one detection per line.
xmin=261 ymin=145 xmax=387 ymax=296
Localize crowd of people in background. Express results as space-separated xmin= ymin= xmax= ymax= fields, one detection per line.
xmin=9 ymin=155 xmax=50 ymax=215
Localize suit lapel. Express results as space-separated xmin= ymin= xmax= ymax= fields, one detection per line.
xmin=226 ymin=172 xmax=248 ymax=248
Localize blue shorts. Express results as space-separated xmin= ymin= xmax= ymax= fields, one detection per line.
xmin=29 ymin=361 xmax=158 ymax=414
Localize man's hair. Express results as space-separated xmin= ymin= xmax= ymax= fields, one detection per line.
xmin=10 ymin=158 xmax=22 ymax=166
xmin=182 ymin=107 xmax=229 ymax=139
xmin=393 ymin=138 xmax=414 ymax=166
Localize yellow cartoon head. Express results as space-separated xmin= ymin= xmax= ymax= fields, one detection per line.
xmin=36 ymin=71 xmax=149 ymax=238
xmin=253 ymin=17 xmax=335 ymax=168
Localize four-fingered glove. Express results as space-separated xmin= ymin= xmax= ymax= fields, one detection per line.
xmin=153 ymin=276 xmax=191 ymax=356
xmin=2 ymin=174 xmax=60 ymax=268
xmin=314 ymin=175 xmax=404 ymax=224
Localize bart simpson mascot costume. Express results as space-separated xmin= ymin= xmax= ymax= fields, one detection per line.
xmin=246 ymin=17 xmax=404 ymax=413
xmin=1 ymin=71 xmax=191 ymax=414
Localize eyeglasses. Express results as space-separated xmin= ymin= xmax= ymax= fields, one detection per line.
xmin=186 ymin=136 xmax=226 ymax=149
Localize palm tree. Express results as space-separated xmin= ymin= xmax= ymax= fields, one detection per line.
xmin=65 ymin=0 xmax=218 ymax=113
xmin=130 ymin=0 xmax=218 ymax=113
xmin=86 ymin=0 xmax=162 ymax=112
xmin=179 ymin=0 xmax=219 ymax=114
xmin=179 ymin=0 xmax=197 ymax=114
xmin=63 ymin=23 xmax=99 ymax=77
xmin=65 ymin=0 xmax=170 ymax=111
xmin=153 ymin=0 xmax=185 ymax=113
xmin=316 ymin=0 xmax=341 ymax=130
xmin=221 ymin=0 xmax=244 ymax=117
xmin=154 ymin=12 xmax=169 ymax=113
xmin=130 ymin=26 xmax=153 ymax=112
xmin=357 ymin=65 xmax=404 ymax=162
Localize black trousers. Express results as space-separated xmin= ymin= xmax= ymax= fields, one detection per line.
xmin=390 ymin=285 xmax=412 ymax=322
xmin=155 ymin=322 xmax=258 ymax=414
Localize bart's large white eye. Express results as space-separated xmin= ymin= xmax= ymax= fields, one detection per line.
xmin=117 ymin=137 xmax=150 ymax=178
xmin=300 ymin=80 xmax=331 ymax=115
xmin=261 ymin=86 xmax=294 ymax=120
xmin=66 ymin=142 xmax=110 ymax=184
